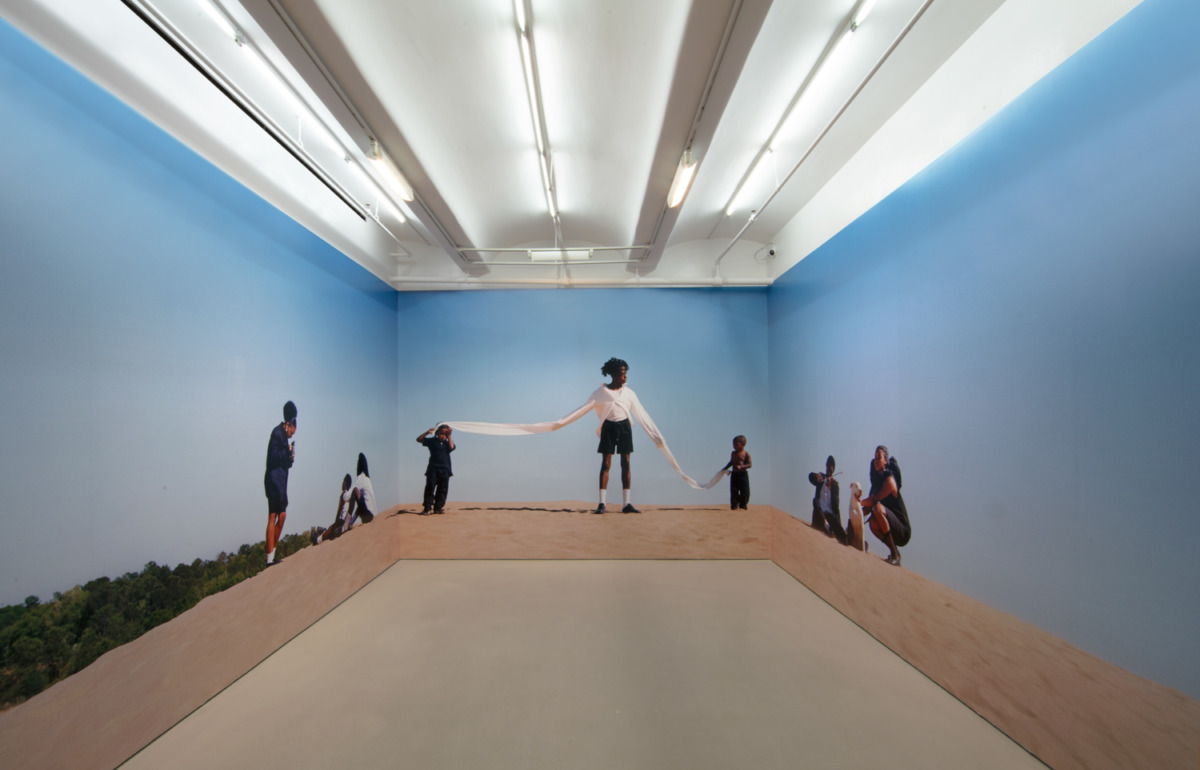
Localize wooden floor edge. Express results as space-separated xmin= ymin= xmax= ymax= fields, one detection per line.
xmin=766 ymin=507 xmax=1200 ymax=770
xmin=1 ymin=504 xmax=1196 ymax=770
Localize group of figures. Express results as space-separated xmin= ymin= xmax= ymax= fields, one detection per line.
xmin=442 ymin=358 xmax=736 ymax=513
xmin=261 ymin=357 xmax=912 ymax=568
xmin=261 ymin=400 xmax=379 ymax=567
xmin=808 ymin=447 xmax=912 ymax=565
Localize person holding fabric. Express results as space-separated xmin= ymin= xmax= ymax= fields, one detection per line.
xmin=809 ymin=455 xmax=847 ymax=544
xmin=439 ymin=357 xmax=725 ymax=496
xmin=263 ymin=400 xmax=297 ymax=568
xmin=417 ymin=425 xmax=455 ymax=514
xmin=860 ymin=445 xmax=911 ymax=565
xmin=593 ymin=357 xmax=642 ymax=514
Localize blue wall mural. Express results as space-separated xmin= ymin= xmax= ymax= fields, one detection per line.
xmin=767 ymin=0 xmax=1200 ymax=698
xmin=396 ymin=287 xmax=769 ymax=505
xmin=2 ymin=0 xmax=1198 ymax=703
xmin=0 ymin=19 xmax=400 ymax=609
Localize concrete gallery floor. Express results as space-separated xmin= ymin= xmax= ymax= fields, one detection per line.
xmin=121 ymin=560 xmax=1044 ymax=769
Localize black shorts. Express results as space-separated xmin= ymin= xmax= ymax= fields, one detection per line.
xmin=879 ymin=504 xmax=911 ymax=547
xmin=265 ymin=484 xmax=288 ymax=514
xmin=597 ymin=418 xmax=634 ymax=455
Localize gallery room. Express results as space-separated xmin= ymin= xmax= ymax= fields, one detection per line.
xmin=1 ymin=0 xmax=1197 ymax=767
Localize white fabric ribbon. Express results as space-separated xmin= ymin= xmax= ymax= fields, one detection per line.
xmin=443 ymin=391 xmax=726 ymax=491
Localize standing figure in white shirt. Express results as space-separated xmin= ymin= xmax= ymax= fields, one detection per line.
xmin=441 ymin=357 xmax=720 ymax=495
xmin=594 ymin=357 xmax=641 ymax=514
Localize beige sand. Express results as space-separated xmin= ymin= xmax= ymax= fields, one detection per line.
xmin=0 ymin=503 xmax=1195 ymax=769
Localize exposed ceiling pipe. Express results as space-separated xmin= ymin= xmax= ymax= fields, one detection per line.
xmin=713 ymin=0 xmax=936 ymax=268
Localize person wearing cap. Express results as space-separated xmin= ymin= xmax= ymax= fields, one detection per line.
xmin=263 ymin=400 xmax=297 ymax=567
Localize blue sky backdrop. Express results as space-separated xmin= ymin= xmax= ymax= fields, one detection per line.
xmin=1 ymin=0 xmax=1198 ymax=699
xmin=0 ymin=19 xmax=400 ymax=609
xmin=767 ymin=0 xmax=1200 ymax=698
xmin=397 ymin=287 xmax=769 ymax=504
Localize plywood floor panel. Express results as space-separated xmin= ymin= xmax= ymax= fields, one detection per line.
xmin=121 ymin=560 xmax=1046 ymax=770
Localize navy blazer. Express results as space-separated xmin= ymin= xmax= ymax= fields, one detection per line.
xmin=808 ymin=472 xmax=840 ymax=517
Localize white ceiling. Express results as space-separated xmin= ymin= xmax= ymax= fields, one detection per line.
xmin=2 ymin=0 xmax=1141 ymax=290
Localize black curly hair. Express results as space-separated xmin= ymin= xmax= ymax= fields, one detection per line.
xmin=601 ymin=357 xmax=629 ymax=378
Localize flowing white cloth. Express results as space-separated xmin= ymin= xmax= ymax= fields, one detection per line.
xmin=443 ymin=385 xmax=726 ymax=490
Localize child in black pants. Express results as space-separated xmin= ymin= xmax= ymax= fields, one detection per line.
xmin=417 ymin=425 xmax=455 ymax=514
xmin=723 ymin=435 xmax=752 ymax=509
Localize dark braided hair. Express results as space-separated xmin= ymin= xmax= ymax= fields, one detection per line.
xmin=601 ymin=357 xmax=629 ymax=378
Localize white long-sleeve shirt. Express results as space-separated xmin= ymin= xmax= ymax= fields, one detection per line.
xmin=442 ymin=383 xmax=725 ymax=488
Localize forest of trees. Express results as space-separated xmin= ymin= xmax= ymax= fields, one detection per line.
xmin=0 ymin=533 xmax=311 ymax=711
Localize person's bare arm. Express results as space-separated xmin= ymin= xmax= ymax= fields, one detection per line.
xmin=416 ymin=428 xmax=433 ymax=443
xmin=861 ymin=475 xmax=897 ymax=509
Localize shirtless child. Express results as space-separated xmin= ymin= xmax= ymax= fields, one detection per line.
xmin=722 ymin=435 xmax=752 ymax=509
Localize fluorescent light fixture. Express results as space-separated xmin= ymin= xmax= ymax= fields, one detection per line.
xmin=538 ymin=152 xmax=557 ymax=217
xmin=370 ymin=141 xmax=414 ymax=202
xmin=513 ymin=0 xmax=528 ymax=34
xmin=200 ymin=0 xmax=239 ymax=42
xmin=726 ymin=148 xmax=773 ymax=216
xmin=518 ymin=36 xmax=544 ymax=153
xmin=240 ymin=43 xmax=302 ymax=115
xmin=851 ymin=0 xmax=878 ymax=31
xmin=667 ymin=150 xmax=697 ymax=208
xmin=513 ymin=0 xmax=558 ymax=221
xmin=529 ymin=249 xmax=591 ymax=262
xmin=721 ymin=0 xmax=876 ymax=219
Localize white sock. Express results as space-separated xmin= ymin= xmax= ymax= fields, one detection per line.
xmin=266 ymin=549 xmax=275 ymax=564
xmin=599 ymin=489 xmax=607 ymax=504
xmin=623 ymin=490 xmax=631 ymax=506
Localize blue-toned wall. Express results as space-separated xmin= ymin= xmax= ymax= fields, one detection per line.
xmin=767 ymin=0 xmax=1200 ymax=698
xmin=396 ymin=288 xmax=769 ymax=504
xmin=4 ymin=0 xmax=1197 ymax=704
xmin=0 ymin=20 xmax=400 ymax=607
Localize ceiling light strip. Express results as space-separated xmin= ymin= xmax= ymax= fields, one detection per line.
xmin=667 ymin=150 xmax=697 ymax=208
xmin=259 ymin=0 xmax=472 ymax=262
xmin=718 ymin=0 xmax=875 ymax=222
xmin=201 ymin=0 xmax=413 ymax=223
xmin=714 ymin=0 xmax=935 ymax=265
xmin=124 ymin=0 xmax=426 ymax=255
xmin=390 ymin=276 xmax=771 ymax=288
xmin=640 ymin=0 xmax=744 ymax=261
xmin=118 ymin=0 xmax=369 ymax=220
xmin=459 ymin=245 xmax=650 ymax=253
xmin=513 ymin=0 xmax=559 ymax=225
